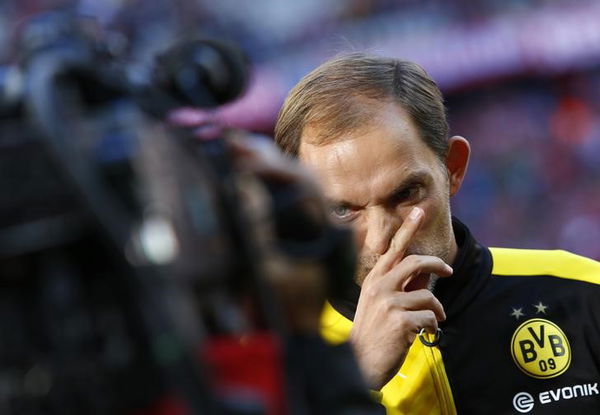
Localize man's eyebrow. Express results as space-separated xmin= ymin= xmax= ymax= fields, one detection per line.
xmin=382 ymin=170 xmax=430 ymax=203
xmin=326 ymin=197 xmax=362 ymax=209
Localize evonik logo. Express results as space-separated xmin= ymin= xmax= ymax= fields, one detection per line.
xmin=539 ymin=383 xmax=598 ymax=404
xmin=512 ymin=383 xmax=599 ymax=413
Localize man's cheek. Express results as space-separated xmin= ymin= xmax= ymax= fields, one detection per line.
xmin=351 ymin=224 xmax=366 ymax=253
xmin=415 ymin=204 xmax=443 ymax=242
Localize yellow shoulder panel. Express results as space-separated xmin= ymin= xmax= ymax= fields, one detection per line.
xmin=490 ymin=248 xmax=600 ymax=284
xmin=319 ymin=301 xmax=353 ymax=345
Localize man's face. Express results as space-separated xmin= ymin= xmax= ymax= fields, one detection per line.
xmin=299 ymin=101 xmax=455 ymax=286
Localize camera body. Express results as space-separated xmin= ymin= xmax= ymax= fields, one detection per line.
xmin=0 ymin=10 xmax=374 ymax=415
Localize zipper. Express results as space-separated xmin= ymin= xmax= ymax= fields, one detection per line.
xmin=421 ymin=334 xmax=457 ymax=415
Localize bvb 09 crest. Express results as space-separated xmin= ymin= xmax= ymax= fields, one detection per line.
xmin=511 ymin=318 xmax=571 ymax=379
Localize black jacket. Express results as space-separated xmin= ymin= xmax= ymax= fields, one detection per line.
xmin=320 ymin=219 xmax=600 ymax=414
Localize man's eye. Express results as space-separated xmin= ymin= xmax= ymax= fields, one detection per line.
xmin=331 ymin=205 xmax=352 ymax=220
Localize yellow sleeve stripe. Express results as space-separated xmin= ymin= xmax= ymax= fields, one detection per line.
xmin=490 ymin=248 xmax=600 ymax=284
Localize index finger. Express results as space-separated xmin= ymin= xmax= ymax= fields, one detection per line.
xmin=374 ymin=207 xmax=424 ymax=274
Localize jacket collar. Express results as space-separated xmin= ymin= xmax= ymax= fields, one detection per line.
xmin=434 ymin=218 xmax=492 ymax=320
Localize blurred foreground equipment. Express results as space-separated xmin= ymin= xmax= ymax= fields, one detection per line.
xmin=0 ymin=10 xmax=380 ymax=415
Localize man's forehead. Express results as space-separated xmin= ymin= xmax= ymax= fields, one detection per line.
xmin=299 ymin=136 xmax=380 ymax=167
xmin=298 ymin=110 xmax=422 ymax=174
xmin=297 ymin=104 xmax=442 ymax=205
xmin=299 ymin=142 xmax=430 ymax=205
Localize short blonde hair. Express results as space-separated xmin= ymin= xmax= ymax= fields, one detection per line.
xmin=274 ymin=53 xmax=449 ymax=160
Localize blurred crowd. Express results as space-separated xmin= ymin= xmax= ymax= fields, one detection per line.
xmin=449 ymin=71 xmax=600 ymax=258
xmin=2 ymin=0 xmax=599 ymax=258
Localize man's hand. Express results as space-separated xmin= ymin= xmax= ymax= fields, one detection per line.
xmin=349 ymin=207 xmax=453 ymax=390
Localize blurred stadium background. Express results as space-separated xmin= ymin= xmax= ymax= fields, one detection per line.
xmin=2 ymin=0 xmax=599 ymax=259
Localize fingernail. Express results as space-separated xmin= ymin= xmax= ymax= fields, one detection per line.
xmin=408 ymin=207 xmax=423 ymax=221
xmin=445 ymin=264 xmax=453 ymax=274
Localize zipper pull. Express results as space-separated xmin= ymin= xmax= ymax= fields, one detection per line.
xmin=419 ymin=328 xmax=442 ymax=347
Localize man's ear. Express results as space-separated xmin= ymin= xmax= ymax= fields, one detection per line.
xmin=445 ymin=136 xmax=471 ymax=197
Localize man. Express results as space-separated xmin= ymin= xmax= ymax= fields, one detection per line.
xmin=274 ymin=53 xmax=600 ymax=414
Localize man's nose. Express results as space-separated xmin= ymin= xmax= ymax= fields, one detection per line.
xmin=364 ymin=208 xmax=402 ymax=256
